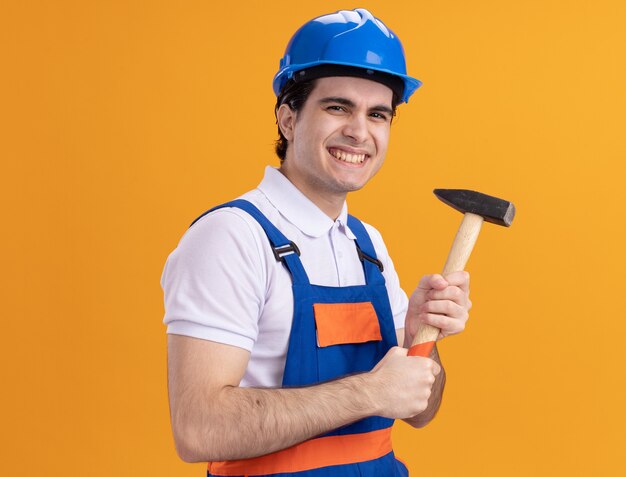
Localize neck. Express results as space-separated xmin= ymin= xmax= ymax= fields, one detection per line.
xmin=278 ymin=167 xmax=346 ymax=220
xmin=311 ymin=193 xmax=346 ymax=221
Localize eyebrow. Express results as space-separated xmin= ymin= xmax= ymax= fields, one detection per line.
xmin=318 ymin=96 xmax=394 ymax=116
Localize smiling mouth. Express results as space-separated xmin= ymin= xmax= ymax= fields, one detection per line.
xmin=328 ymin=147 xmax=367 ymax=164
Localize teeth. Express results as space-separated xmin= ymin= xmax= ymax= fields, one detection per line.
xmin=329 ymin=149 xmax=366 ymax=164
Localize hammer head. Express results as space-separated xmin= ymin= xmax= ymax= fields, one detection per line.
xmin=434 ymin=189 xmax=516 ymax=226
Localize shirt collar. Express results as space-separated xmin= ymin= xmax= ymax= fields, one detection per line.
xmin=257 ymin=166 xmax=356 ymax=240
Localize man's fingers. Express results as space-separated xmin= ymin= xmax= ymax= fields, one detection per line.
xmin=420 ymin=299 xmax=464 ymax=317
xmin=443 ymin=271 xmax=470 ymax=293
xmin=418 ymin=273 xmax=448 ymax=291
xmin=420 ymin=313 xmax=466 ymax=334
xmin=427 ymin=286 xmax=465 ymax=303
xmin=433 ymin=361 xmax=442 ymax=376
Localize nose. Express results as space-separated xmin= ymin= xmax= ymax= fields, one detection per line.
xmin=342 ymin=113 xmax=369 ymax=144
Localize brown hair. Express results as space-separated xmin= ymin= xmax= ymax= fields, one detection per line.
xmin=274 ymin=78 xmax=317 ymax=163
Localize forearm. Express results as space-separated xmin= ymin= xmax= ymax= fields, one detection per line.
xmin=403 ymin=344 xmax=446 ymax=428
xmin=175 ymin=373 xmax=378 ymax=462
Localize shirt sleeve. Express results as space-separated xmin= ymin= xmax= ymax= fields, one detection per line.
xmin=160 ymin=209 xmax=267 ymax=351
xmin=362 ymin=223 xmax=409 ymax=331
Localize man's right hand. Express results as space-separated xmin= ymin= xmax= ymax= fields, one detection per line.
xmin=368 ymin=346 xmax=441 ymax=420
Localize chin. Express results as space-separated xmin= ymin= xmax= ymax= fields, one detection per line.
xmin=335 ymin=180 xmax=367 ymax=193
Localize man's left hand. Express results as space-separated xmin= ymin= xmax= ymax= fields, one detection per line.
xmin=404 ymin=271 xmax=472 ymax=348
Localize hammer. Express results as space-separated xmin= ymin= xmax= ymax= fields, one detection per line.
xmin=408 ymin=189 xmax=516 ymax=357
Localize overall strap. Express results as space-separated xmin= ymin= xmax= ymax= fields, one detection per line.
xmin=347 ymin=215 xmax=386 ymax=285
xmin=190 ymin=199 xmax=310 ymax=285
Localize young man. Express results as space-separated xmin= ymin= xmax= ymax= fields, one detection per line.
xmin=162 ymin=8 xmax=471 ymax=476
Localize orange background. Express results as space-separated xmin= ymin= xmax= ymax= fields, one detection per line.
xmin=2 ymin=1 xmax=625 ymax=475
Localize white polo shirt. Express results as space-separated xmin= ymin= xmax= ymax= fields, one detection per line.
xmin=161 ymin=166 xmax=408 ymax=387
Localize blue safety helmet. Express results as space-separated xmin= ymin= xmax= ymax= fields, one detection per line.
xmin=273 ymin=8 xmax=421 ymax=104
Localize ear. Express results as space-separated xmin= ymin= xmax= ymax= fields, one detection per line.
xmin=276 ymin=103 xmax=296 ymax=141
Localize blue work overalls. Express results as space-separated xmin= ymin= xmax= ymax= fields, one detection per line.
xmin=196 ymin=200 xmax=408 ymax=477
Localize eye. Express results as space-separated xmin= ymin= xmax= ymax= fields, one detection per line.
xmin=326 ymin=105 xmax=347 ymax=113
xmin=370 ymin=112 xmax=389 ymax=121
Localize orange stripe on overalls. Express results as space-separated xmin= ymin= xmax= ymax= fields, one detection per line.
xmin=208 ymin=428 xmax=393 ymax=476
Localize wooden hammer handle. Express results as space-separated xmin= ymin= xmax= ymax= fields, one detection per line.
xmin=408 ymin=212 xmax=484 ymax=357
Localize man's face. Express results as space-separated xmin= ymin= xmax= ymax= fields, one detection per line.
xmin=279 ymin=76 xmax=394 ymax=208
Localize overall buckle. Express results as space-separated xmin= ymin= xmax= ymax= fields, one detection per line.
xmin=356 ymin=246 xmax=384 ymax=273
xmin=273 ymin=241 xmax=301 ymax=262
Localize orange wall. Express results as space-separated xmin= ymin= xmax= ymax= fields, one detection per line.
xmin=2 ymin=1 xmax=625 ymax=475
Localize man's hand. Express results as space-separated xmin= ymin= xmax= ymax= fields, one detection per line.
xmin=369 ymin=346 xmax=441 ymax=420
xmin=404 ymin=271 xmax=472 ymax=348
